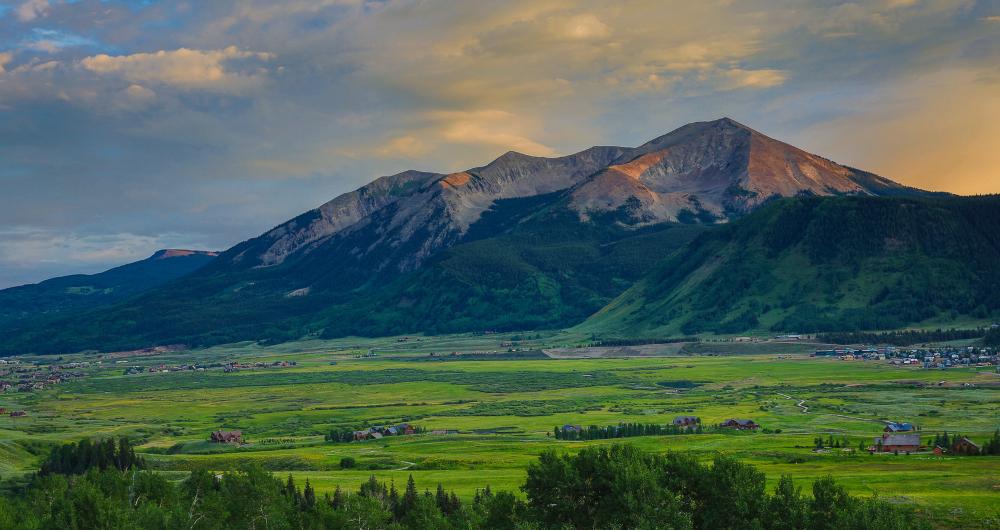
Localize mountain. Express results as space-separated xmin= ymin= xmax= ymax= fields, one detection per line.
xmin=0 ymin=249 xmax=218 ymax=328
xmin=0 ymin=118 xmax=931 ymax=355
xmin=577 ymin=195 xmax=1000 ymax=339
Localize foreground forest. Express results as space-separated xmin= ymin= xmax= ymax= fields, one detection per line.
xmin=2 ymin=440 xmax=930 ymax=530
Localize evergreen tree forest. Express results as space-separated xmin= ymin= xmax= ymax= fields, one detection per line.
xmin=0 ymin=439 xmax=933 ymax=529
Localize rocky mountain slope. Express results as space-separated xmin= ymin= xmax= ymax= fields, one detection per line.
xmin=0 ymin=118 xmax=934 ymax=354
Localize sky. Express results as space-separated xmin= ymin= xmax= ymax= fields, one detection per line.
xmin=0 ymin=0 xmax=998 ymax=288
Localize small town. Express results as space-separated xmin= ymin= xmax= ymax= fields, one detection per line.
xmin=0 ymin=359 xmax=89 ymax=393
xmin=814 ymin=345 xmax=999 ymax=369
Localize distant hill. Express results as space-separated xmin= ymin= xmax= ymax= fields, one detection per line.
xmin=0 ymin=118 xmax=938 ymax=355
xmin=577 ymin=196 xmax=1000 ymax=339
xmin=0 ymin=249 xmax=217 ymax=328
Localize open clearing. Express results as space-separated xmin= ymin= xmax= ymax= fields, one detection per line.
xmin=2 ymin=334 xmax=998 ymax=528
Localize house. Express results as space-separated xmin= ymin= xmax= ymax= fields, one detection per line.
xmin=720 ymin=419 xmax=758 ymax=430
xmin=0 ymin=408 xmax=5 ymax=414
xmin=209 ymin=430 xmax=243 ymax=444
xmin=369 ymin=432 xmax=383 ymax=440
xmin=352 ymin=430 xmax=371 ymax=441
xmin=952 ymin=437 xmax=981 ymax=456
xmin=672 ymin=416 xmax=700 ymax=428
xmin=396 ymin=423 xmax=416 ymax=435
xmin=10 ymin=411 xmax=27 ymax=417
xmin=875 ymin=434 xmax=920 ymax=453
xmin=884 ymin=422 xmax=916 ymax=433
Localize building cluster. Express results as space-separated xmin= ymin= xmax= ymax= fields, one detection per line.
xmin=0 ymin=360 xmax=87 ymax=393
xmin=222 ymin=360 xmax=297 ymax=373
xmin=719 ymin=418 xmax=759 ymax=430
xmin=123 ymin=360 xmax=298 ymax=375
xmin=209 ymin=430 xmax=244 ymax=444
xmin=815 ymin=346 xmax=998 ymax=368
xmin=352 ymin=423 xmax=416 ymax=441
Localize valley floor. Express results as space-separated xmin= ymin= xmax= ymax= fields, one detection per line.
xmin=2 ymin=333 xmax=998 ymax=528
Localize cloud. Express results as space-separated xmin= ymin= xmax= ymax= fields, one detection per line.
xmin=0 ymin=226 xmax=211 ymax=288
xmin=375 ymin=135 xmax=432 ymax=158
xmin=81 ymin=47 xmax=274 ymax=91
xmin=0 ymin=52 xmax=12 ymax=74
xmin=15 ymin=0 xmax=48 ymax=22
xmin=429 ymin=109 xmax=556 ymax=156
xmin=723 ymin=68 xmax=788 ymax=89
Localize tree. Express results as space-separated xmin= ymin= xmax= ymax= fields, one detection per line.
xmin=767 ymin=475 xmax=807 ymax=530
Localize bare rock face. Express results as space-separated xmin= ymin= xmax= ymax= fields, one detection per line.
xmin=570 ymin=118 xmax=870 ymax=224
xmin=254 ymin=170 xmax=442 ymax=267
xmin=219 ymin=118 xmax=914 ymax=275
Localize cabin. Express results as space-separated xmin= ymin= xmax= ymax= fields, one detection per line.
xmin=210 ymin=430 xmax=243 ymax=444
xmin=561 ymin=424 xmax=583 ymax=433
xmin=875 ymin=433 xmax=920 ymax=453
xmin=720 ymin=419 xmax=758 ymax=430
xmin=884 ymin=422 xmax=916 ymax=433
xmin=396 ymin=423 xmax=416 ymax=435
xmin=672 ymin=416 xmax=700 ymax=428
xmin=10 ymin=411 xmax=27 ymax=418
xmin=952 ymin=437 xmax=981 ymax=456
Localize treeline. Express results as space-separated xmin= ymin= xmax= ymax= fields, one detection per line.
xmin=38 ymin=436 xmax=143 ymax=476
xmin=932 ymin=430 xmax=1000 ymax=456
xmin=984 ymin=327 xmax=1000 ymax=347
xmin=817 ymin=328 xmax=986 ymax=346
xmin=555 ymin=422 xmax=703 ymax=440
xmin=0 ymin=440 xmax=933 ymax=529
xmin=324 ymin=425 xmax=426 ymax=443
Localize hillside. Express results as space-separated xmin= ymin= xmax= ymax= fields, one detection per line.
xmin=0 ymin=118 xmax=929 ymax=354
xmin=0 ymin=249 xmax=217 ymax=329
xmin=578 ymin=196 xmax=1000 ymax=338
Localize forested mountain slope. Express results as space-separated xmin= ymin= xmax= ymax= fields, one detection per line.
xmin=578 ymin=196 xmax=1000 ymax=338
xmin=0 ymin=249 xmax=217 ymax=329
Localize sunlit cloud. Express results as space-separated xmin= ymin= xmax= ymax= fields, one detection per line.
xmin=15 ymin=0 xmax=48 ymax=22
xmin=81 ymin=47 xmax=274 ymax=91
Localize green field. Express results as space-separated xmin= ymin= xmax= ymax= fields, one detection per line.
xmin=2 ymin=334 xmax=998 ymax=528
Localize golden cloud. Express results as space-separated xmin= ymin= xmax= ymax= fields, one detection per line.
xmin=81 ymin=47 xmax=274 ymax=91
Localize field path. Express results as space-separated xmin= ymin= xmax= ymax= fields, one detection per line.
xmin=395 ymin=460 xmax=416 ymax=471
xmin=776 ymin=392 xmax=809 ymax=413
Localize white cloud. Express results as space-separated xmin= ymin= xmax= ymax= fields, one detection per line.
xmin=81 ymin=47 xmax=274 ymax=91
xmin=15 ymin=0 xmax=48 ymax=22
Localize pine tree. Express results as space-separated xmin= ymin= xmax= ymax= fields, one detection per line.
xmin=435 ymin=483 xmax=447 ymax=513
xmin=331 ymin=485 xmax=343 ymax=509
xmin=303 ymin=479 xmax=316 ymax=509
xmin=403 ymin=474 xmax=418 ymax=515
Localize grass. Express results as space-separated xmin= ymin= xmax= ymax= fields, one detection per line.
xmin=1 ymin=334 xmax=998 ymax=527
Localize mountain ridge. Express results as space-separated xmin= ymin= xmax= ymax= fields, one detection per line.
xmin=0 ymin=118 xmax=948 ymax=354
xmin=0 ymin=249 xmax=218 ymax=329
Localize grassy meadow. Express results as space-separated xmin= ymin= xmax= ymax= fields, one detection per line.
xmin=1 ymin=333 xmax=998 ymax=527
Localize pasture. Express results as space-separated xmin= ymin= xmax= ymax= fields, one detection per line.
xmin=1 ymin=334 xmax=998 ymax=528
